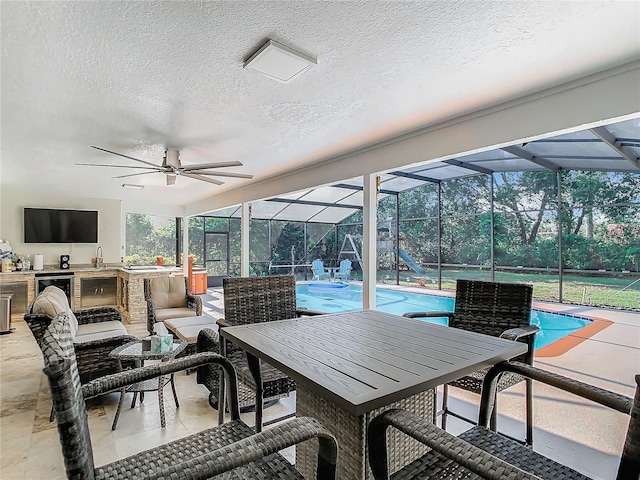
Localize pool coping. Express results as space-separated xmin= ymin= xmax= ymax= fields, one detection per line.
xmin=534 ymin=316 xmax=613 ymax=357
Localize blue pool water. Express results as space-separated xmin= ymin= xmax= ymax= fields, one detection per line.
xmin=296 ymin=284 xmax=592 ymax=350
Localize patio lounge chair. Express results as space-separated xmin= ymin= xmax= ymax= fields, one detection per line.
xmin=403 ymin=279 xmax=539 ymax=445
xmin=333 ymin=259 xmax=352 ymax=281
xmin=311 ymin=259 xmax=330 ymax=280
xmin=144 ymin=276 xmax=202 ymax=335
xmin=368 ymin=362 xmax=639 ymax=480
xmin=42 ymin=313 xmax=338 ymax=480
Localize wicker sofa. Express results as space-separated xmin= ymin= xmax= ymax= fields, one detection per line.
xmin=24 ymin=285 xmax=138 ymax=385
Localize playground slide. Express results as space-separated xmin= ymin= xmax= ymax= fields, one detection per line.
xmin=399 ymin=249 xmax=426 ymax=274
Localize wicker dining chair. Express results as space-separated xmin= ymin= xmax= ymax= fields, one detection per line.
xmin=42 ymin=313 xmax=338 ymax=480
xmin=403 ymin=279 xmax=539 ymax=445
xmin=200 ymin=275 xmax=324 ymax=429
xmin=368 ymin=362 xmax=639 ymax=480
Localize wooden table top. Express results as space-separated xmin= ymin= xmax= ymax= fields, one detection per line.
xmin=220 ymin=310 xmax=528 ymax=416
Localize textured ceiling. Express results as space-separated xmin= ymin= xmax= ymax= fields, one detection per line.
xmin=2 ymin=1 xmax=639 ymax=207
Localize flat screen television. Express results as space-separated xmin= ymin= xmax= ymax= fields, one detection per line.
xmin=24 ymin=208 xmax=98 ymax=243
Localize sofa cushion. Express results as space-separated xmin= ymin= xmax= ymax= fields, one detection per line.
xmin=149 ymin=277 xmax=188 ymax=309
xmin=32 ymin=286 xmax=79 ymax=337
xmin=155 ymin=308 xmax=197 ymax=322
xmin=74 ymin=321 xmax=128 ymax=344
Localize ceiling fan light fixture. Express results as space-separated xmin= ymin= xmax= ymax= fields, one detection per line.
xmin=166 ymin=173 xmax=177 ymax=186
xmin=244 ymin=39 xmax=316 ymax=83
xmin=122 ymin=183 xmax=144 ymax=190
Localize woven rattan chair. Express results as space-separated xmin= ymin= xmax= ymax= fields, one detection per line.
xmin=25 ymin=287 xmax=138 ymax=385
xmin=200 ymin=275 xmax=323 ymax=429
xmin=403 ymin=279 xmax=538 ymax=445
xmin=368 ymin=362 xmax=639 ymax=480
xmin=144 ymin=276 xmax=203 ymax=335
xmin=42 ymin=313 xmax=338 ymax=480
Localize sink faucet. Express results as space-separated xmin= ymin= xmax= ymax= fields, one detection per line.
xmin=95 ymin=246 xmax=103 ymax=268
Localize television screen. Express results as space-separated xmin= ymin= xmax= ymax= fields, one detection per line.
xmin=24 ymin=208 xmax=98 ymax=243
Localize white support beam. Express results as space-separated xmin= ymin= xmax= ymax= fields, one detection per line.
xmin=362 ymin=173 xmax=377 ymax=310
xmin=241 ymin=202 xmax=250 ymax=277
xmin=182 ymin=217 xmax=189 ymax=278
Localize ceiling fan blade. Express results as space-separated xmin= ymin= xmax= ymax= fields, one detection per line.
xmin=180 ymin=161 xmax=243 ymax=171
xmin=76 ymin=163 xmax=157 ymax=170
xmin=193 ymin=170 xmax=254 ymax=179
xmin=91 ymin=146 xmax=160 ymax=169
xmin=112 ymin=171 xmax=161 ymax=179
xmin=182 ymin=173 xmax=224 ymax=185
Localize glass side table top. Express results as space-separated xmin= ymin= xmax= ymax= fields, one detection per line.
xmin=109 ymin=339 xmax=187 ymax=361
xmin=108 ymin=338 xmax=187 ymax=430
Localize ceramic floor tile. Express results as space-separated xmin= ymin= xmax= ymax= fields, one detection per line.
xmin=1 ymin=410 xmax=34 ymax=474
xmin=0 ymin=393 xmax=38 ymax=418
xmin=0 ymin=358 xmax=43 ymax=385
xmin=0 ymin=462 xmax=27 ymax=480
xmin=108 ymin=395 xmax=182 ymax=439
xmin=22 ymin=426 xmax=66 ymax=480
xmin=112 ymin=419 xmax=191 ymax=460
xmin=86 ymin=415 xmax=120 ymax=467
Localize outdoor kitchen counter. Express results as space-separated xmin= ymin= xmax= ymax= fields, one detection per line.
xmin=1 ymin=266 xmax=182 ymax=324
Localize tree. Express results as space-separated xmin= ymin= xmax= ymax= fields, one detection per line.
xmin=272 ymin=222 xmax=305 ymax=264
xmin=494 ymin=171 xmax=557 ymax=246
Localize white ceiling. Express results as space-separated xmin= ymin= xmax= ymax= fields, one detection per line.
xmin=2 ymin=1 xmax=639 ymax=208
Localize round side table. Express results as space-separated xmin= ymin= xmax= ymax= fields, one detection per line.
xmin=109 ymin=339 xmax=187 ymax=430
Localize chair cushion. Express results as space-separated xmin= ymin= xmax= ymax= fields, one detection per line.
xmin=170 ymin=325 xmax=216 ymax=344
xmin=32 ymin=286 xmax=79 ymax=337
xmin=155 ymin=308 xmax=197 ymax=322
xmin=74 ymin=321 xmax=128 ymax=344
xmin=164 ymin=315 xmax=216 ymax=330
xmin=149 ymin=277 xmax=188 ymax=309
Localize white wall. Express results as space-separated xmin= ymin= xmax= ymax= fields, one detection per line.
xmin=0 ymin=185 xmax=122 ymax=267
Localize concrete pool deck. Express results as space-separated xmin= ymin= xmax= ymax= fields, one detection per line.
xmin=1 ymin=286 xmax=638 ymax=479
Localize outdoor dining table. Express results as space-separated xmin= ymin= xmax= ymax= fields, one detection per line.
xmin=218 ymin=309 xmax=528 ymax=480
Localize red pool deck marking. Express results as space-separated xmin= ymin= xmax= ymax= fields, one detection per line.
xmin=535 ymin=317 xmax=613 ymax=358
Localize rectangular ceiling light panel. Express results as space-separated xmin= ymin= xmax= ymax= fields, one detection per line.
xmin=244 ymin=40 xmax=316 ymax=83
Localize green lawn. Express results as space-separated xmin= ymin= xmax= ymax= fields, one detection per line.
xmin=370 ymin=269 xmax=640 ymax=311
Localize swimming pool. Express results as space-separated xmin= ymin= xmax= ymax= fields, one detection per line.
xmin=296 ymin=283 xmax=592 ymax=350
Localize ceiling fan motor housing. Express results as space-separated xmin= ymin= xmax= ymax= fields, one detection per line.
xmin=164 ymin=148 xmax=180 ymax=168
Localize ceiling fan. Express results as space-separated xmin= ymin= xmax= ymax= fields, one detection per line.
xmin=76 ymin=146 xmax=253 ymax=186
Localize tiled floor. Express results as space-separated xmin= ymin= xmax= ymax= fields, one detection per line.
xmin=1 ymin=288 xmax=638 ymax=479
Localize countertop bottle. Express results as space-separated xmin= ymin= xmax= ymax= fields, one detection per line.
xmin=16 ymin=258 xmax=22 ymax=271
